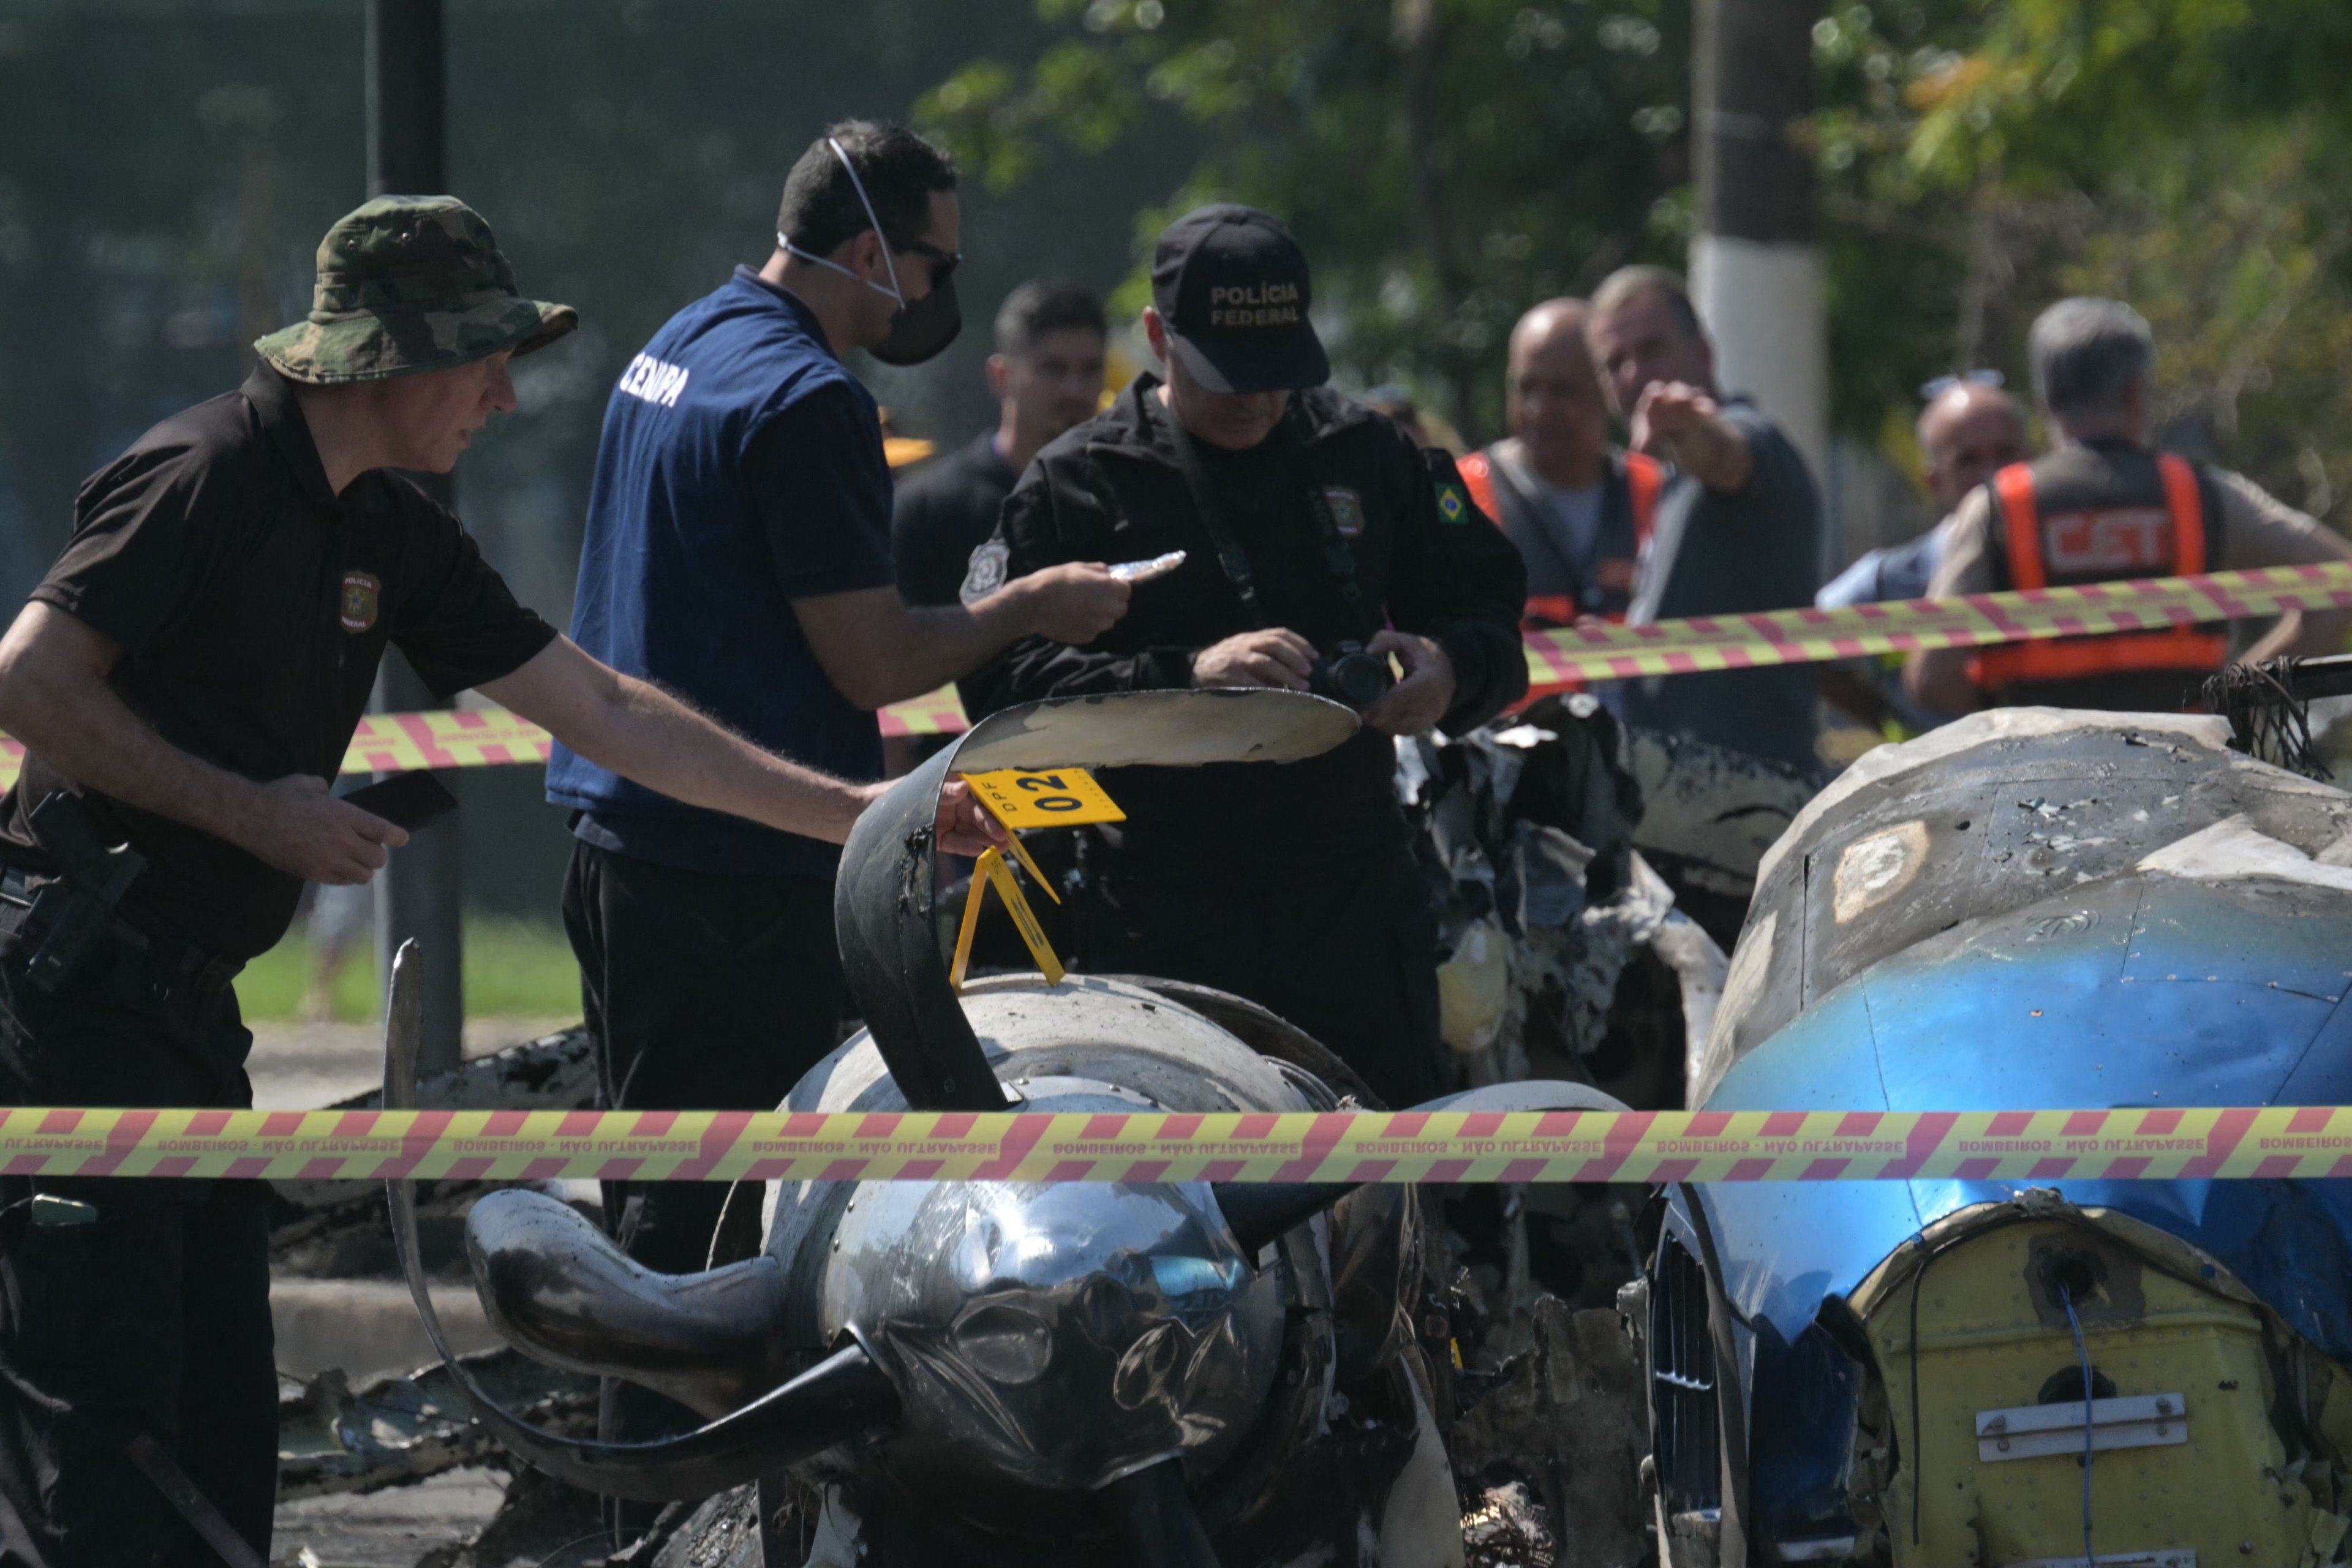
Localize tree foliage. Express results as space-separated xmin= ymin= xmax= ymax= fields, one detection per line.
xmin=1818 ymin=0 xmax=2352 ymax=518
xmin=929 ymin=0 xmax=2352 ymax=527
xmin=918 ymin=0 xmax=1692 ymax=444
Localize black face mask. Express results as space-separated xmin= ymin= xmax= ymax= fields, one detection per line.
xmin=782 ymin=136 xmax=965 ymax=368
xmin=869 ymin=271 xmax=961 ymax=366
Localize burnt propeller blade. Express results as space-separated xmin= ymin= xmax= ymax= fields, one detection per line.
xmin=834 ymin=741 xmax=1012 ymax=1112
xmin=1104 ymin=1455 xmax=1223 ymax=1568
xmin=382 ymin=941 xmax=900 ymax=1501
xmin=1215 ymin=1080 xmax=1635 ymax=1256
xmin=835 ymin=690 xmax=1360 ymax=1112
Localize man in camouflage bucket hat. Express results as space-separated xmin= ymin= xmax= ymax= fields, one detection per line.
xmin=254 ymin=194 xmax=576 ymax=383
xmin=0 ymin=194 xmax=1002 ymax=1567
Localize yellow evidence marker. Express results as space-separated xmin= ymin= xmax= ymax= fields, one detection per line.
xmin=946 ymin=766 xmax=1128 ymax=990
xmin=957 ymin=767 xmax=1127 ymax=829
xmin=945 ymin=767 xmax=1128 ymax=991
xmin=949 ymin=846 xmax=1065 ymax=990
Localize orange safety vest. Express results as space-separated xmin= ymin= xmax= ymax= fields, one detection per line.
xmin=1966 ymin=453 xmax=2227 ymax=692
xmin=1460 ymin=451 xmax=1663 ymax=629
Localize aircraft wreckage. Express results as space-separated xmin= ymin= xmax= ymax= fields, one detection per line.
xmin=1636 ymin=707 xmax=2352 ymax=1568
xmin=383 ymin=688 xmax=1630 ymax=1567
xmin=374 ymin=696 xmax=2352 ymax=1567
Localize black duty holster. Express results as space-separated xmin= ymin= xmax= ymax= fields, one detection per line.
xmin=0 ymin=793 xmax=149 ymax=993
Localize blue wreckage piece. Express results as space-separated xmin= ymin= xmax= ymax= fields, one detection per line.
xmin=1651 ymin=708 xmax=2352 ymax=1553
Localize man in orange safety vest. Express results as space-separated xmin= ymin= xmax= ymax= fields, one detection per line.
xmin=1460 ymin=298 xmax=1660 ymax=631
xmin=1907 ymin=298 xmax=2352 ymax=714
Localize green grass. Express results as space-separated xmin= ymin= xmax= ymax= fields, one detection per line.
xmin=234 ymin=916 xmax=583 ymax=1023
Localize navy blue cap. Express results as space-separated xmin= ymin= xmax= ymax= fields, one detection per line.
xmin=1150 ymin=204 xmax=1330 ymax=394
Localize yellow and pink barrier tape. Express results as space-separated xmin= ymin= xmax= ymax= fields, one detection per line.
xmin=1 ymin=1104 xmax=2343 ymax=1184
xmin=5 ymin=562 xmax=2350 ymax=788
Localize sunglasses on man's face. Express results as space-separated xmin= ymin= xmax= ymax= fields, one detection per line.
xmin=898 ymin=237 xmax=960 ymax=284
xmin=1919 ymin=368 xmax=2003 ymax=401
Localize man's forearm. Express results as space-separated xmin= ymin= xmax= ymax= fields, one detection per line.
xmin=2240 ymin=607 xmax=2350 ymax=665
xmin=0 ymin=621 xmax=263 ymax=846
xmin=1428 ymin=622 xmax=1522 ymax=732
xmin=484 ymin=640 xmax=875 ymax=845
xmin=871 ymin=597 xmax=1031 ymax=706
xmin=1904 ymin=649 xmax=1981 ymax=715
xmin=793 ymin=587 xmax=1038 ymax=711
xmin=563 ymin=682 xmax=872 ymax=843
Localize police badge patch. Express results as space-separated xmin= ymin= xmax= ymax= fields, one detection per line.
xmin=1322 ymin=486 xmax=1366 ymax=537
xmin=960 ymin=538 xmax=1010 ymax=605
xmin=339 ymin=570 xmax=381 ymax=633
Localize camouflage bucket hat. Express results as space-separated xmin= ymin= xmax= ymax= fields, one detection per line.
xmin=254 ymin=195 xmax=577 ymax=384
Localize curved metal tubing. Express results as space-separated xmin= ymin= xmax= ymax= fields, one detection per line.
xmin=382 ymin=943 xmax=899 ymax=1502
xmin=835 ymin=690 xmax=1359 ymax=1111
xmin=1410 ymin=1081 xmax=1640 ymax=1116
xmin=1216 ymin=1080 xmax=1636 ymax=1256
xmin=465 ymin=1188 xmax=793 ymax=1417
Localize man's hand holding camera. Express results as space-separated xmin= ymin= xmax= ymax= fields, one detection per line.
xmin=1189 ymin=625 xmax=1452 ymax=736
xmin=1190 ymin=628 xmax=1317 ymax=692
xmin=1357 ymin=630 xmax=1453 ymax=736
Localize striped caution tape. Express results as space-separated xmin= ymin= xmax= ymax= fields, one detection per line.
xmin=0 ymin=700 xmax=954 ymax=791
xmin=1521 ymin=560 xmax=2352 ymax=688
xmin=878 ymin=687 xmax=973 ymax=739
xmin=1 ymin=1105 xmax=2345 ymax=1184
xmin=4 ymin=562 xmax=2348 ymax=789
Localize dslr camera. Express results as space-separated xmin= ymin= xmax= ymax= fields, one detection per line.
xmin=1308 ymin=640 xmax=1394 ymax=710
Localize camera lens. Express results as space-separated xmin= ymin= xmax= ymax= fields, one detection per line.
xmin=1329 ymin=650 xmax=1393 ymax=709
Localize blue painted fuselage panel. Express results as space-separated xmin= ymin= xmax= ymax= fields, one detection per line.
xmin=1695 ymin=872 xmax=2352 ymax=1358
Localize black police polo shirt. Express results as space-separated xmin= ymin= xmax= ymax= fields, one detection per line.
xmin=0 ymin=366 xmax=557 ymax=962
xmin=891 ymin=432 xmax=1020 ymax=608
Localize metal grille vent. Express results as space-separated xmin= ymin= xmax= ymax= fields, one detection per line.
xmin=1649 ymin=1233 xmax=1722 ymax=1512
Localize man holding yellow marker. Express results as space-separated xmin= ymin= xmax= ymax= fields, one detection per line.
xmin=0 ymin=197 xmax=1003 ymax=1568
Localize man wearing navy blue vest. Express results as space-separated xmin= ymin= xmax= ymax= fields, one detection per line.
xmin=548 ymin=121 xmax=1130 ymax=1477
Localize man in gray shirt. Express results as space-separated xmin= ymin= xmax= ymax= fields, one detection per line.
xmin=1587 ymin=266 xmax=1823 ymax=771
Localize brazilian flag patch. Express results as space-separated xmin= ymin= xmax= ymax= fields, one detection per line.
xmin=1436 ymin=481 xmax=1468 ymax=524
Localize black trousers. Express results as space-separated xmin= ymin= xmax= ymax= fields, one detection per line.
xmin=560 ymin=842 xmax=845 ymax=1486
xmin=0 ymin=964 xmax=274 ymax=1568
xmin=1087 ymin=844 xmax=1446 ymax=1110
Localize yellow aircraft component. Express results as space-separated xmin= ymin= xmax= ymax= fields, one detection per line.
xmin=1850 ymin=1210 xmax=2351 ymax=1567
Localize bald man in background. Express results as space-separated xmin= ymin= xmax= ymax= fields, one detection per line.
xmin=1819 ymin=375 xmax=2032 ymax=610
xmin=1460 ymin=299 xmax=1663 ymax=627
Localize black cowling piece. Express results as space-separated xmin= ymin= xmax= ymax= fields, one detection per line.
xmin=382 ymin=943 xmax=901 ymax=1502
xmin=1215 ymin=1080 xmax=1636 ymax=1256
xmin=833 ymin=736 xmax=1011 ymax=1112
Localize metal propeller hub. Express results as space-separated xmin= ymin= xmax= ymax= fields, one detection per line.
xmin=816 ymin=1073 xmax=1286 ymax=1510
xmin=825 ymin=1162 xmax=1285 ymax=1509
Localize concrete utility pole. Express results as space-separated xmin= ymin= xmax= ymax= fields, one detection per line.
xmin=365 ymin=0 xmax=464 ymax=1072
xmin=1689 ymin=0 xmax=1828 ymax=500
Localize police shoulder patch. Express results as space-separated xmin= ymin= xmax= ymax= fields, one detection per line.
xmin=960 ymin=538 xmax=1010 ymax=605
xmin=339 ymin=570 xmax=381 ymax=633
xmin=1436 ymin=481 xmax=1469 ymax=524
xmin=1323 ymin=486 xmax=1366 ymax=538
